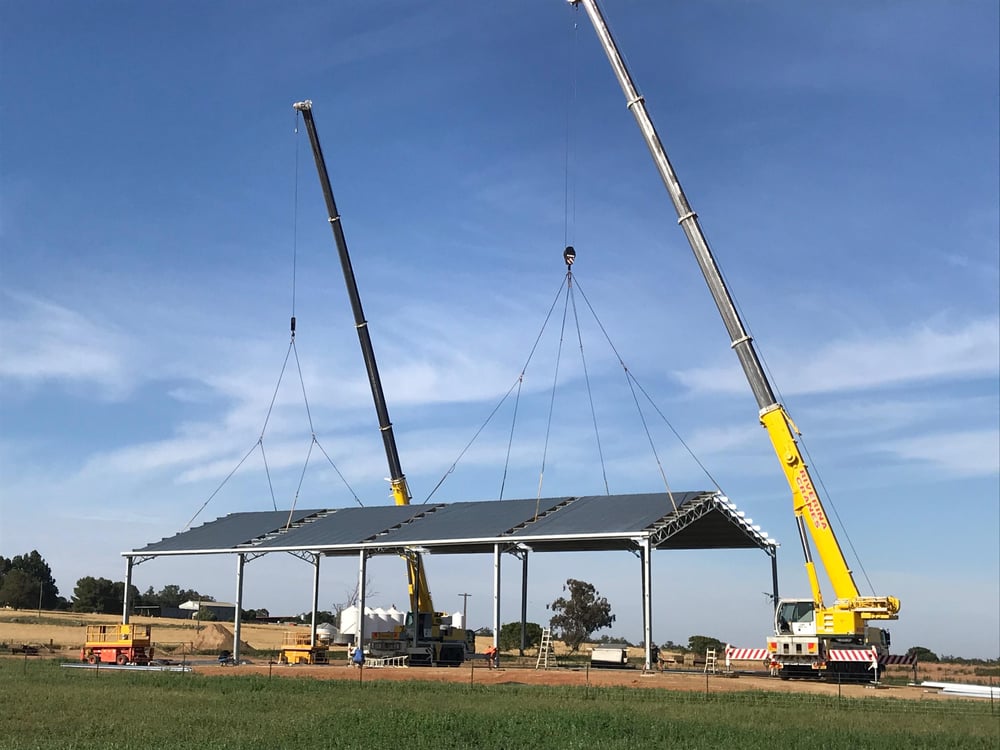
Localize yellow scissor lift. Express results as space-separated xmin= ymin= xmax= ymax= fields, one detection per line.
xmin=278 ymin=630 xmax=328 ymax=665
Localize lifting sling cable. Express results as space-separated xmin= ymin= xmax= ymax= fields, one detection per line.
xmin=498 ymin=375 xmax=523 ymax=501
xmin=182 ymin=116 xmax=367 ymax=531
xmin=281 ymin=116 xmax=364 ymax=519
xmin=182 ymin=441 xmax=260 ymax=532
xmin=184 ymin=338 xmax=294 ymax=530
xmin=573 ymin=278 xmax=702 ymax=509
xmin=420 ymin=275 xmax=569 ymax=503
xmin=563 ymin=18 xmax=579 ymax=251
xmin=421 ymin=377 xmax=520 ymax=504
xmin=566 ymin=265 xmax=610 ymax=495
xmin=535 ymin=271 xmax=573 ymax=518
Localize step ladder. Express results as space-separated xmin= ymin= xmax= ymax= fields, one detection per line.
xmin=535 ymin=627 xmax=554 ymax=670
xmin=704 ymin=648 xmax=718 ymax=675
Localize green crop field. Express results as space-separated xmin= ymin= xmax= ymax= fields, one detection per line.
xmin=2 ymin=661 xmax=997 ymax=749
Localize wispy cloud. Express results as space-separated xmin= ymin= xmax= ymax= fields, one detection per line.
xmin=673 ymin=317 xmax=999 ymax=396
xmin=887 ymin=429 xmax=1000 ymax=477
xmin=0 ymin=292 xmax=133 ymax=397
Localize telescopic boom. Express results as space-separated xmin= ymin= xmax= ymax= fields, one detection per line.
xmin=568 ymin=0 xmax=898 ymax=621
xmin=293 ymin=100 xmax=433 ymax=615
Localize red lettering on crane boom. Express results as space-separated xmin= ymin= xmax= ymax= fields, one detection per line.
xmin=795 ymin=467 xmax=828 ymax=530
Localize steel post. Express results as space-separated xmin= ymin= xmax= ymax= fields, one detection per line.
xmin=234 ymin=553 xmax=245 ymax=664
xmin=122 ymin=556 xmax=133 ymax=624
xmin=310 ymin=553 xmax=321 ymax=647
xmin=642 ymin=538 xmax=653 ymax=670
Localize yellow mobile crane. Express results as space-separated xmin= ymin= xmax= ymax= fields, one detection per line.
xmin=570 ymin=0 xmax=900 ymax=679
xmin=293 ymin=101 xmax=472 ymax=666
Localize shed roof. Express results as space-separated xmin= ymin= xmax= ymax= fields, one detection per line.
xmin=127 ymin=491 xmax=776 ymax=559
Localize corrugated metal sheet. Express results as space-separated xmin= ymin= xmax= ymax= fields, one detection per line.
xmin=127 ymin=492 xmax=775 ymax=556
xmin=510 ymin=492 xmax=701 ymax=538
xmin=254 ymin=505 xmax=440 ymax=549
xmin=377 ymin=497 xmax=569 ymax=544
xmin=137 ymin=509 xmax=325 ymax=552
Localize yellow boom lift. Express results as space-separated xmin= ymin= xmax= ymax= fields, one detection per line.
xmin=570 ymin=0 xmax=900 ymax=679
xmin=293 ymin=101 xmax=473 ymax=666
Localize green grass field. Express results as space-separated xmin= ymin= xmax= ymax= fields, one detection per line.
xmin=2 ymin=660 xmax=996 ymax=749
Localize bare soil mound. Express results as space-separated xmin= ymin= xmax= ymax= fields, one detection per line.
xmin=190 ymin=623 xmax=249 ymax=654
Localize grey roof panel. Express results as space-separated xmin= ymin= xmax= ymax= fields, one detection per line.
xmin=127 ymin=492 xmax=775 ymax=556
xmin=511 ymin=492 xmax=702 ymax=538
xmin=254 ymin=504 xmax=439 ymax=548
xmin=137 ymin=509 xmax=325 ymax=552
xmin=377 ymin=497 xmax=570 ymax=544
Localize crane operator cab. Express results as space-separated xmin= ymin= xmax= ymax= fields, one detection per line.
xmin=775 ymin=599 xmax=816 ymax=636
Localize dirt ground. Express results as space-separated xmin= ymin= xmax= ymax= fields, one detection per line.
xmin=0 ymin=608 xmax=986 ymax=702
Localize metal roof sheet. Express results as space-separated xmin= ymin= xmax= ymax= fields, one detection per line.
xmin=127 ymin=493 xmax=775 ymax=557
xmin=254 ymin=504 xmax=441 ymax=549
xmin=136 ymin=509 xmax=325 ymax=552
xmin=375 ymin=497 xmax=570 ymax=545
xmin=509 ymin=492 xmax=701 ymax=539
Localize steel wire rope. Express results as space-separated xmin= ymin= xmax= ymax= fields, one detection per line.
xmin=566 ymin=272 xmax=610 ymax=495
xmin=182 ymin=442 xmax=261 ymax=532
xmin=535 ymin=273 xmax=573 ymax=519
xmin=183 ymin=337 xmax=295 ymax=529
xmin=420 ymin=378 xmax=520 ymax=504
xmin=563 ymin=18 xmax=578 ymax=251
xmin=571 ymin=278 xmax=685 ymax=510
xmin=281 ymin=116 xmax=364 ymax=520
xmin=420 ymin=276 xmax=568 ymax=503
xmin=182 ymin=115 xmax=365 ymax=532
xmin=712 ymin=243 xmax=878 ymax=595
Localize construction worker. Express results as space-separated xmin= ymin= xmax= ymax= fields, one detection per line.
xmin=484 ymin=644 xmax=498 ymax=669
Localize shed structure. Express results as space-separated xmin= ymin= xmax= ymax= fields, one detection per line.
xmin=122 ymin=490 xmax=779 ymax=668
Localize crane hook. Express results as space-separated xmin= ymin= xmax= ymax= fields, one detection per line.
xmin=563 ymin=245 xmax=576 ymax=267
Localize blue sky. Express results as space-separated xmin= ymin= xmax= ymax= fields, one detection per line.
xmin=1 ymin=1 xmax=997 ymax=658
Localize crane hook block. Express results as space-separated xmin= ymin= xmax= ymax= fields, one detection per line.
xmin=564 ymin=246 xmax=576 ymax=266
xmin=290 ymin=316 xmax=296 ymax=335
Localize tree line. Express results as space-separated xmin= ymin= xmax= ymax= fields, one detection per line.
xmin=0 ymin=550 xmax=213 ymax=615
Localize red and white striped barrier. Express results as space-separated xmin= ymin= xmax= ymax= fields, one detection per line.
xmin=881 ymin=653 xmax=917 ymax=665
xmin=827 ymin=648 xmax=878 ymax=663
xmin=725 ymin=647 xmax=769 ymax=661
xmin=724 ymin=646 xmax=771 ymax=671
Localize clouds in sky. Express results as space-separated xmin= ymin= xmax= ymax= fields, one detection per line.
xmin=1 ymin=1 xmax=996 ymax=657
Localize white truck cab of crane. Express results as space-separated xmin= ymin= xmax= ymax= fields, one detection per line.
xmin=775 ymin=599 xmax=817 ymax=637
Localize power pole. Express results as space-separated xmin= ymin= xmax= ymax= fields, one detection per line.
xmin=458 ymin=593 xmax=471 ymax=628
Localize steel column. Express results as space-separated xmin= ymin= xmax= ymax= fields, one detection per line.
xmin=770 ymin=544 xmax=780 ymax=615
xmin=492 ymin=545 xmax=501 ymax=651
xmin=310 ymin=553 xmax=321 ymax=647
xmin=357 ymin=550 xmax=367 ymax=649
xmin=233 ymin=553 xmax=245 ymax=664
xmin=519 ymin=551 xmax=529 ymax=655
xmin=122 ymin=556 xmax=133 ymax=624
xmin=641 ymin=538 xmax=653 ymax=670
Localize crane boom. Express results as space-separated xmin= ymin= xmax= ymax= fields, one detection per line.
xmin=293 ymin=100 xmax=433 ymax=615
xmin=568 ymin=0 xmax=899 ymax=624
